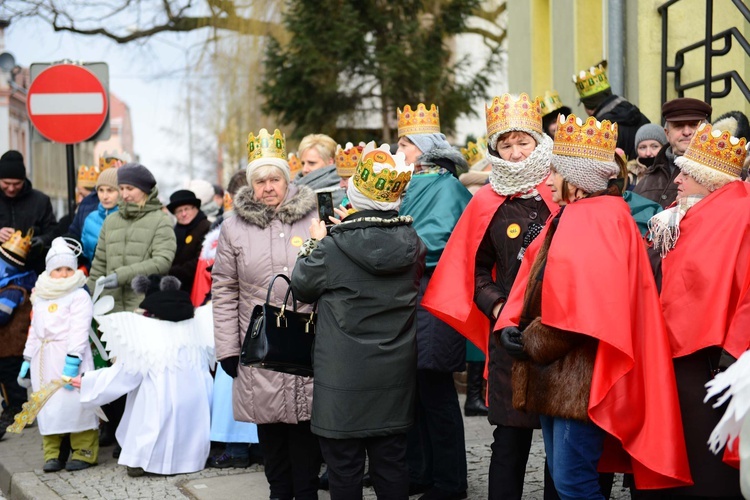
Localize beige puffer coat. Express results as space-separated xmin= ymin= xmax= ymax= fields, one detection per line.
xmin=212 ymin=183 xmax=317 ymax=424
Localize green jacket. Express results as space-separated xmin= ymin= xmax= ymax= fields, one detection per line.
xmin=87 ymin=188 xmax=177 ymax=312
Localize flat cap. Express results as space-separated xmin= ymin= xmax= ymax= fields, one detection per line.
xmin=662 ymin=97 xmax=712 ymax=122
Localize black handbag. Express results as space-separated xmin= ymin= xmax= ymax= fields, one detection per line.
xmin=240 ymin=274 xmax=316 ymax=377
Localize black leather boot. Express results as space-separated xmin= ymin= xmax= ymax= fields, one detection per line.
xmin=463 ymin=362 xmax=488 ymax=416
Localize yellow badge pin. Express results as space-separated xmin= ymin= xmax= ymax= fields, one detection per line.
xmin=48 ymin=304 xmax=58 ymax=313
xmin=291 ymin=236 xmax=304 ymax=247
xmin=507 ymin=224 xmax=521 ymax=239
xmin=186 ymin=235 xmax=193 ymax=244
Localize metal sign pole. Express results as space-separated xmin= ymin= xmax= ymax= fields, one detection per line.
xmin=66 ymin=144 xmax=76 ymax=217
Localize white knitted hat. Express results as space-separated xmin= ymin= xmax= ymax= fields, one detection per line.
xmin=45 ymin=237 xmax=78 ymax=273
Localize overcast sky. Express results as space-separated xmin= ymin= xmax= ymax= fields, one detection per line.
xmin=6 ymin=16 xmax=207 ymax=193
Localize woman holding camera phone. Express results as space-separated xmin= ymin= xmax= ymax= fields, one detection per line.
xmin=212 ymin=129 xmax=321 ymax=500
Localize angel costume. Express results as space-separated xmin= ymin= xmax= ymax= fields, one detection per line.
xmin=79 ymin=300 xmax=214 ymax=475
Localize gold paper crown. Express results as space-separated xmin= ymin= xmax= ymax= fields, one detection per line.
xmin=288 ymin=153 xmax=302 ymax=175
xmin=77 ymin=165 xmax=101 ymax=188
xmin=98 ymin=157 xmax=119 ymax=171
xmin=397 ymin=104 xmax=440 ymax=137
xmin=0 ymin=229 xmax=33 ymax=267
xmin=552 ymin=114 xmax=618 ymax=162
xmin=335 ymin=142 xmax=365 ymax=179
xmin=223 ymin=192 xmax=233 ymax=213
xmin=540 ymin=90 xmax=565 ymax=117
xmin=573 ymin=64 xmax=611 ymax=98
xmin=684 ymin=123 xmax=748 ymax=178
xmin=461 ymin=138 xmax=488 ymax=168
xmin=352 ymin=142 xmax=414 ymax=203
xmin=247 ymin=129 xmax=286 ymax=162
xmin=485 ymin=93 xmax=543 ymax=138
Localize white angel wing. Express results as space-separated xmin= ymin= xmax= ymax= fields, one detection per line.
xmin=705 ymin=350 xmax=750 ymax=454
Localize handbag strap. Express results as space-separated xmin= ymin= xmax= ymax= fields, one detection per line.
xmin=266 ymin=274 xmax=297 ymax=312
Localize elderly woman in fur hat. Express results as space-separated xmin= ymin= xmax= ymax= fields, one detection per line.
xmin=496 ymin=114 xmax=692 ymax=499
xmin=211 ymin=129 xmax=320 ymax=500
xmin=645 ymin=123 xmax=750 ymax=499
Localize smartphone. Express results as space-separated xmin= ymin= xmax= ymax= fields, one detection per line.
xmin=317 ymin=192 xmax=335 ymax=225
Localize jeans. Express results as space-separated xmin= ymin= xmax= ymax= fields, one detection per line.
xmin=319 ymin=434 xmax=409 ymax=500
xmin=540 ymin=415 xmax=605 ymax=500
xmin=225 ymin=442 xmax=249 ymax=459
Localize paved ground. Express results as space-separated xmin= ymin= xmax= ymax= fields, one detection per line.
xmin=0 ymin=395 xmax=630 ymax=499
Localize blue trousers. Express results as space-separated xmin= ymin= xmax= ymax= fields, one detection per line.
xmin=540 ymin=415 xmax=605 ymax=500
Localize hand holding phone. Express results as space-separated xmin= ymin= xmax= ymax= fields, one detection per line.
xmin=317 ymin=192 xmax=335 ymax=226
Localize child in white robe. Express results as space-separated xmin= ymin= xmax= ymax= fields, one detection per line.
xmin=20 ymin=237 xmax=100 ymax=472
xmin=72 ymin=274 xmax=214 ymax=477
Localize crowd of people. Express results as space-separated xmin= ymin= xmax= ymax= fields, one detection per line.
xmin=0 ymin=60 xmax=748 ymax=500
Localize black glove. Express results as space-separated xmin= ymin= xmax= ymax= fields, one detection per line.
xmin=498 ymin=326 xmax=529 ymax=361
xmin=220 ymin=356 xmax=240 ymax=378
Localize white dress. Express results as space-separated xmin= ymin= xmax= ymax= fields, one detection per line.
xmin=23 ymin=288 xmax=99 ymax=435
xmin=79 ymin=306 xmax=215 ymax=475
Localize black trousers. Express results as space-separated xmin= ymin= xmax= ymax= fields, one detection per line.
xmin=406 ymin=369 xmax=467 ymax=493
xmin=0 ymin=356 xmax=27 ymax=411
xmin=319 ymin=434 xmax=409 ymax=500
xmin=257 ymin=421 xmax=322 ymax=500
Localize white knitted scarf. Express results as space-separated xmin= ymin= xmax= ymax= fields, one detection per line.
xmin=488 ymin=132 xmax=553 ymax=196
xmin=648 ymin=194 xmax=705 ymax=257
xmin=31 ymin=270 xmax=87 ymax=304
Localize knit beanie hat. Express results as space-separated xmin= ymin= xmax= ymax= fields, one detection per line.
xmin=117 ymin=163 xmax=156 ymax=193
xmin=551 ymin=114 xmax=619 ymax=194
xmin=132 ymin=274 xmax=194 ymax=322
xmin=634 ymin=124 xmax=668 ymax=148
xmin=0 ymin=151 xmax=26 ymax=180
xmin=96 ymin=167 xmax=119 ymax=190
xmin=45 ymin=237 xmax=78 ymax=273
xmin=246 ymin=157 xmax=291 ymax=184
xmin=407 ymin=133 xmax=452 ymax=157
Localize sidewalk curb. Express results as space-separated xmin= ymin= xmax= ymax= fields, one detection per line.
xmin=8 ymin=472 xmax=61 ymax=500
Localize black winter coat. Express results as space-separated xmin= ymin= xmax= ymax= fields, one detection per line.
xmin=169 ymin=211 xmax=211 ymax=293
xmin=633 ymin=144 xmax=679 ymax=209
xmin=292 ymin=210 xmax=426 ymax=439
xmin=475 ymin=195 xmax=551 ymax=428
xmin=0 ymin=179 xmax=57 ymax=271
xmin=594 ymin=95 xmax=651 ymax=160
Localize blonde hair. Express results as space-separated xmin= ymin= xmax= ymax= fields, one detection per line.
xmin=297 ymin=134 xmax=336 ymax=164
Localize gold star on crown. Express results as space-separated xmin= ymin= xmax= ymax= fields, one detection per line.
xmin=335 ymin=142 xmax=365 ymax=179
xmin=247 ymin=129 xmax=286 ymax=162
xmin=0 ymin=228 xmax=33 ymax=267
xmin=397 ymin=103 xmax=440 ymax=137
xmin=461 ymin=138 xmax=488 ymax=169
xmin=485 ymin=93 xmax=543 ymax=138
xmin=684 ymin=123 xmax=748 ymax=178
xmin=352 ymin=142 xmax=414 ymax=203
xmin=540 ymin=90 xmax=565 ymax=117
xmin=77 ymin=165 xmax=101 ymax=189
xmin=573 ymin=64 xmax=611 ymax=98
xmin=552 ymin=114 xmax=618 ymax=162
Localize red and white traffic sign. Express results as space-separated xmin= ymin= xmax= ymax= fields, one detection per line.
xmin=27 ymin=64 xmax=108 ymax=144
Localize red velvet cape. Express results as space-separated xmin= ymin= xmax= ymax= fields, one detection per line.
xmin=497 ymin=195 xmax=692 ymax=489
xmin=660 ymin=181 xmax=750 ymax=359
xmin=421 ymin=182 xmax=556 ymax=354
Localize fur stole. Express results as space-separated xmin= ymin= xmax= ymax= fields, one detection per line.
xmin=232 ymin=184 xmax=316 ymax=229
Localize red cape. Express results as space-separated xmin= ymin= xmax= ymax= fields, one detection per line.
xmin=660 ymin=181 xmax=750 ymax=359
xmin=497 ymin=195 xmax=692 ymax=489
xmin=421 ymin=182 xmax=556 ymax=354
xmin=191 ymin=257 xmax=213 ymax=307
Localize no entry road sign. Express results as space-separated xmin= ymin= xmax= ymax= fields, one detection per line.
xmin=27 ymin=63 xmax=109 ymax=144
